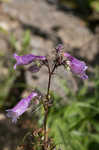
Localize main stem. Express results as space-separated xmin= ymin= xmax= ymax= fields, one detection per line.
xmin=43 ymin=63 xmax=56 ymax=149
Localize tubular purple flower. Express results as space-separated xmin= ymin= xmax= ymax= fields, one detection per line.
xmin=6 ymin=92 xmax=37 ymax=123
xmin=64 ymin=53 xmax=88 ymax=80
xmin=13 ymin=53 xmax=46 ymax=69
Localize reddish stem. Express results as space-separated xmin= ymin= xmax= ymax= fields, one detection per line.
xmin=43 ymin=62 xmax=57 ymax=150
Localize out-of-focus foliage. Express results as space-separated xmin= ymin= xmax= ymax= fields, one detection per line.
xmin=0 ymin=66 xmax=16 ymax=107
xmin=60 ymin=0 xmax=99 ymax=13
xmin=0 ymin=30 xmax=31 ymax=109
xmin=90 ymin=0 xmax=99 ymax=12
xmin=10 ymin=30 xmax=30 ymax=53
xmin=21 ymin=30 xmax=31 ymax=53
xmin=0 ymin=0 xmax=10 ymax=2
xmin=48 ymin=68 xmax=99 ymax=150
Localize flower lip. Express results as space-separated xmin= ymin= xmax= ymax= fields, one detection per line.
xmin=6 ymin=110 xmax=18 ymax=123
xmin=84 ymin=66 xmax=88 ymax=71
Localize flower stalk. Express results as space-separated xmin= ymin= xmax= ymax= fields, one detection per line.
xmin=43 ymin=62 xmax=57 ymax=150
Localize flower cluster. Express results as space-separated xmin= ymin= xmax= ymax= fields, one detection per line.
xmin=6 ymin=46 xmax=88 ymax=123
xmin=13 ymin=49 xmax=88 ymax=80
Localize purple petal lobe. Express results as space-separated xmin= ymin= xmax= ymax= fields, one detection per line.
xmin=80 ymin=74 xmax=88 ymax=80
xmin=6 ymin=110 xmax=18 ymax=123
xmin=64 ymin=52 xmax=88 ymax=80
xmin=6 ymin=92 xmax=37 ymax=123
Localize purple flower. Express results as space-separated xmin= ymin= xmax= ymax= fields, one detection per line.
xmin=6 ymin=92 xmax=37 ymax=123
xmin=64 ymin=53 xmax=88 ymax=80
xmin=14 ymin=53 xmax=46 ymax=69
